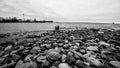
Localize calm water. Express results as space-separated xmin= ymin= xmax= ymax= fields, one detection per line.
xmin=0 ymin=23 xmax=120 ymax=34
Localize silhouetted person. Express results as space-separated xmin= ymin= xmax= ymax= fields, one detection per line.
xmin=55 ymin=26 xmax=60 ymax=30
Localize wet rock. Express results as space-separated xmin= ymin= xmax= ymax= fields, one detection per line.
xmin=45 ymin=44 xmax=52 ymax=49
xmin=12 ymin=54 xmax=21 ymax=62
xmin=86 ymin=56 xmax=102 ymax=67
xmin=63 ymin=44 xmax=70 ymax=49
xmin=87 ymin=46 xmax=98 ymax=52
xmin=10 ymin=50 xmax=18 ymax=54
xmin=50 ymin=66 xmax=57 ymax=68
xmin=75 ymin=60 xmax=83 ymax=67
xmin=58 ymin=63 xmax=71 ymax=68
xmin=24 ymin=54 xmax=33 ymax=62
xmin=0 ymin=58 xmax=5 ymax=64
xmin=0 ymin=61 xmax=16 ymax=68
xmin=47 ymin=51 xmax=61 ymax=61
xmin=36 ymin=56 xmax=46 ymax=63
xmin=41 ymin=60 xmax=50 ymax=67
xmin=79 ymin=49 xmax=86 ymax=54
xmin=66 ymin=55 xmax=76 ymax=64
xmin=61 ymin=54 xmax=67 ymax=62
xmin=21 ymin=50 xmax=29 ymax=55
xmin=19 ymin=45 xmax=24 ymax=50
xmin=99 ymin=41 xmax=110 ymax=47
xmin=4 ymin=45 xmax=12 ymax=54
xmin=109 ymin=61 xmax=120 ymax=68
xmin=53 ymin=61 xmax=61 ymax=66
xmin=72 ymin=46 xmax=79 ymax=51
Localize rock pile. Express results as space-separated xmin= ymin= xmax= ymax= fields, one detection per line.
xmin=0 ymin=28 xmax=120 ymax=68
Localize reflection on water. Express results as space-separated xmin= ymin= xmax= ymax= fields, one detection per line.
xmin=0 ymin=23 xmax=120 ymax=33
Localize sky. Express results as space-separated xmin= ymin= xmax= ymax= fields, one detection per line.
xmin=0 ymin=0 xmax=120 ymax=23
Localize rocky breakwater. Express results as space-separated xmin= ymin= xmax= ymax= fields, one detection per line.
xmin=0 ymin=28 xmax=120 ymax=68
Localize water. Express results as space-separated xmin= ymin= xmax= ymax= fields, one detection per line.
xmin=0 ymin=23 xmax=120 ymax=34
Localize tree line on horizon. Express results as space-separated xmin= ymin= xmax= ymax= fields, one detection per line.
xmin=0 ymin=17 xmax=53 ymax=23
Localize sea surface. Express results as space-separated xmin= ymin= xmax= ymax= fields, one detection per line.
xmin=0 ymin=22 xmax=120 ymax=34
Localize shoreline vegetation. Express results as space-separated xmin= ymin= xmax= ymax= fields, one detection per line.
xmin=0 ymin=17 xmax=53 ymax=23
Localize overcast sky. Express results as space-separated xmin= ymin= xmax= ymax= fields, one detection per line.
xmin=0 ymin=0 xmax=120 ymax=23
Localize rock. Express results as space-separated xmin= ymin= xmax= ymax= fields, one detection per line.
xmin=75 ymin=60 xmax=83 ymax=67
xmin=83 ymin=62 xmax=90 ymax=66
xmin=64 ymin=39 xmax=69 ymax=43
xmin=24 ymin=55 xmax=33 ymax=62
xmin=58 ymin=43 xmax=64 ymax=47
xmin=41 ymin=60 xmax=50 ymax=67
xmin=36 ymin=56 xmax=46 ymax=63
xmin=86 ymin=56 xmax=102 ymax=67
xmin=32 ymin=46 xmax=40 ymax=51
xmin=12 ymin=54 xmax=21 ymax=62
xmin=67 ymin=52 xmax=74 ymax=56
xmin=63 ymin=44 xmax=69 ymax=49
xmin=72 ymin=46 xmax=79 ymax=51
xmin=0 ymin=58 xmax=5 ymax=64
xmin=74 ymin=54 xmax=80 ymax=59
xmin=59 ymin=63 xmax=71 ymax=68
xmin=5 ymin=45 xmax=12 ymax=51
xmin=47 ymin=51 xmax=61 ymax=61
xmin=85 ymin=42 xmax=98 ymax=46
xmin=10 ymin=50 xmax=18 ymax=54
xmin=45 ymin=44 xmax=51 ymax=49
xmin=0 ymin=61 xmax=16 ymax=68
xmin=87 ymin=46 xmax=98 ymax=52
xmin=21 ymin=50 xmax=29 ymax=55
xmin=99 ymin=41 xmax=110 ymax=47
xmin=71 ymin=65 xmax=78 ymax=68
xmin=19 ymin=46 xmax=24 ymax=50
xmin=79 ymin=49 xmax=86 ymax=54
xmin=15 ymin=60 xmax=37 ymax=68
xmin=4 ymin=45 xmax=12 ymax=54
xmin=50 ymin=66 xmax=57 ymax=68
xmin=75 ymin=43 xmax=80 ymax=46
xmin=53 ymin=61 xmax=61 ymax=66
xmin=109 ymin=61 xmax=120 ymax=68
xmin=61 ymin=54 xmax=67 ymax=62
xmin=0 ymin=51 xmax=4 ymax=57
xmin=66 ymin=55 xmax=76 ymax=64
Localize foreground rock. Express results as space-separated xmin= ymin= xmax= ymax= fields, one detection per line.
xmin=0 ymin=28 xmax=120 ymax=68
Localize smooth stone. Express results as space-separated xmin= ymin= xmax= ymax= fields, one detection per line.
xmin=87 ymin=46 xmax=98 ymax=51
xmin=5 ymin=45 xmax=12 ymax=51
xmin=61 ymin=54 xmax=67 ymax=62
xmin=36 ymin=56 xmax=46 ymax=63
xmin=0 ymin=58 xmax=5 ymax=64
xmin=59 ymin=63 xmax=71 ymax=68
xmin=109 ymin=61 xmax=120 ymax=68
xmin=86 ymin=56 xmax=102 ymax=67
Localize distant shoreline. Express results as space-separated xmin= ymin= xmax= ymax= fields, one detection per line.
xmin=0 ymin=22 xmax=119 ymax=24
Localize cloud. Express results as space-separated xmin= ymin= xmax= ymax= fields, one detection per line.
xmin=0 ymin=0 xmax=120 ymax=22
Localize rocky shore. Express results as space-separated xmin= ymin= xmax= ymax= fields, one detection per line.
xmin=0 ymin=28 xmax=120 ymax=68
